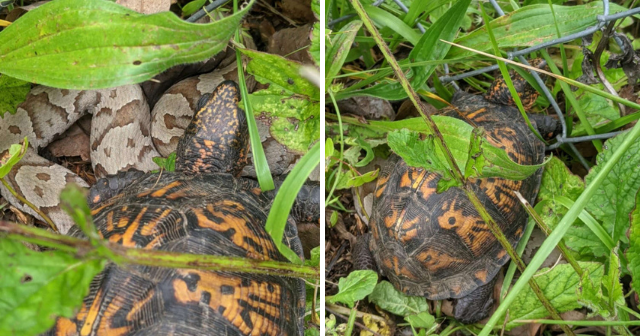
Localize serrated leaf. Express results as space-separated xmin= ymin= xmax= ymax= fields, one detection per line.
xmin=368 ymin=281 xmax=429 ymax=317
xmin=448 ymin=3 xmax=628 ymax=59
xmin=627 ymin=190 xmax=640 ymax=297
xmin=578 ymin=253 xmax=624 ymax=319
xmin=585 ymin=132 xmax=640 ymax=245
xmin=506 ymin=262 xmax=604 ymax=328
xmin=152 ymin=152 xmax=176 ymax=172
xmin=0 ymin=239 xmax=105 ymax=335
xmin=304 ymin=246 xmax=320 ymax=267
xmin=0 ymin=138 xmax=28 ymax=179
xmin=309 ymin=22 xmax=321 ymax=65
xmin=0 ymin=75 xmax=30 ymax=117
xmin=0 ymin=0 xmax=253 ymax=89
xmin=464 ymin=127 xmax=486 ymax=179
xmin=327 ymin=270 xmax=378 ymax=308
xmin=405 ymin=311 xmax=435 ymax=330
xmin=242 ymin=48 xmax=319 ymax=99
xmin=248 ymin=86 xmax=319 ymax=153
xmin=537 ymin=157 xmax=585 ymax=202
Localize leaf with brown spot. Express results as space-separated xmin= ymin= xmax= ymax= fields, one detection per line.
xmin=0 ymin=0 xmax=254 ymax=89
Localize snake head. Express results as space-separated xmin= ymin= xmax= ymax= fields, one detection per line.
xmin=176 ymin=80 xmax=250 ymax=176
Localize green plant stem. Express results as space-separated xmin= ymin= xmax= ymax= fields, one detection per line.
xmin=480 ymin=129 xmax=640 ymax=336
xmin=0 ymin=220 xmax=318 ymax=280
xmin=349 ymin=0 xmax=570 ymax=331
xmin=514 ymin=191 xmax=582 ymax=277
xmin=515 ymin=319 xmax=640 ymax=326
xmin=345 ymin=307 xmax=357 ymax=336
xmin=325 ymin=90 xmax=345 ymax=204
xmin=0 ymin=178 xmax=58 ymax=233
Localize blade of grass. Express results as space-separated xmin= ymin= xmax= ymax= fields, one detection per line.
xmin=541 ymin=50 xmax=602 ymax=152
xmin=365 ymin=5 xmax=420 ymax=45
xmin=265 ymin=141 xmax=320 ymax=264
xmin=234 ymin=0 xmax=274 ymax=191
xmin=480 ymin=5 xmax=545 ymax=143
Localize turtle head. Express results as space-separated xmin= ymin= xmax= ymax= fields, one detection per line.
xmin=175 ymin=80 xmax=249 ymax=176
xmin=483 ymin=59 xmax=546 ymax=109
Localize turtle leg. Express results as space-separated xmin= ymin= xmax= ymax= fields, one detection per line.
xmin=352 ymin=233 xmax=377 ymax=271
xmin=454 ymin=275 xmax=498 ymax=324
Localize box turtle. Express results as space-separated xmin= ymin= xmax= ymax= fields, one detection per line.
xmin=44 ymin=81 xmax=318 ymax=336
xmin=354 ymin=74 xmax=560 ymax=323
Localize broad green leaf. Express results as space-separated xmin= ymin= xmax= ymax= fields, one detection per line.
xmin=571 ymin=92 xmax=621 ymax=136
xmin=265 ymin=142 xmax=319 ymax=264
xmin=242 ymin=48 xmax=319 ymax=100
xmin=0 ymin=138 xmax=28 ymax=179
xmin=325 ymin=137 xmax=335 ymax=158
xmin=578 ymin=253 xmax=624 ymax=319
xmin=0 ymin=0 xmax=253 ymax=89
xmin=386 ymin=122 xmax=546 ymax=183
xmin=309 ymin=22 xmax=321 ymax=65
xmin=327 ymin=270 xmax=378 ymax=308
xmin=248 ymin=86 xmax=319 ymax=153
xmin=0 ymin=238 xmax=105 ymax=335
xmin=506 ymin=262 xmax=604 ymax=328
xmin=152 ymin=152 xmax=177 ymax=172
xmin=448 ymin=3 xmax=628 ymax=59
xmin=405 ymin=311 xmax=435 ymax=330
xmin=326 ymin=21 xmax=363 ymax=86
xmin=387 ymin=129 xmax=458 ymax=190
xmin=585 ymin=131 xmax=640 ymax=245
xmin=182 ymin=0 xmax=207 ymax=16
xmin=355 ymin=0 xmax=471 ymax=99
xmin=0 ymin=75 xmax=30 ymax=117
xmin=627 ymin=191 xmax=640 ymax=296
xmin=368 ymin=281 xmax=429 ymax=317
xmin=532 ymin=157 xmax=611 ymax=258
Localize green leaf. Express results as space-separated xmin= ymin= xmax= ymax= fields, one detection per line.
xmin=0 ymin=138 xmax=28 ymax=179
xmin=0 ymin=75 xmax=30 ymax=117
xmin=325 ymin=137 xmax=335 ymax=158
xmin=242 ymin=48 xmax=319 ymax=100
xmin=0 ymin=238 xmax=105 ymax=335
xmin=325 ymin=21 xmax=363 ymax=87
xmin=304 ymin=246 xmax=320 ymax=267
xmin=365 ymin=5 xmax=421 ymax=45
xmin=152 ymin=152 xmax=177 ymax=172
xmin=386 ymin=121 xmax=546 ymax=183
xmin=355 ymin=0 xmax=471 ymax=99
xmin=448 ymin=2 xmax=628 ymax=59
xmin=585 ymin=131 xmax=640 ymax=246
xmin=368 ymin=281 xmax=429 ymax=317
xmin=327 ymin=270 xmax=378 ymax=308
xmin=627 ymin=191 xmax=640 ymax=297
xmin=506 ymin=262 xmax=604 ymax=328
xmin=405 ymin=311 xmax=436 ymax=330
xmin=578 ymin=253 xmax=624 ymax=319
xmin=182 ymin=0 xmax=207 ymax=16
xmin=0 ymin=0 xmax=253 ymax=89
xmin=309 ymin=22 xmax=321 ymax=65
xmin=537 ymin=157 xmax=585 ymax=202
xmin=464 ymin=127 xmax=486 ymax=179
xmin=248 ymin=86 xmax=320 ymax=153
xmin=387 ymin=129 xmax=458 ymax=190
xmin=265 ymin=142 xmax=319 ymax=264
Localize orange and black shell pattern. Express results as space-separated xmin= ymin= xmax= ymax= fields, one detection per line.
xmin=46 ymin=173 xmax=305 ymax=336
xmin=368 ymin=91 xmax=546 ymax=300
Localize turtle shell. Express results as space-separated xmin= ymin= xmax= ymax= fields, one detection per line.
xmin=369 ymin=91 xmax=545 ymax=300
xmin=47 ymin=172 xmax=305 ymax=336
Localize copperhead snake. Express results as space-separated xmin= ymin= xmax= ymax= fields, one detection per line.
xmin=0 ymin=50 xmax=298 ymax=234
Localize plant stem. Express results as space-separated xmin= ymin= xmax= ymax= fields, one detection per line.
xmin=349 ymin=0 xmax=570 ymax=332
xmin=514 ymin=191 xmax=583 ymax=277
xmin=0 ymin=221 xmax=318 ymax=280
xmin=1 ymin=178 xmax=58 ymax=233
